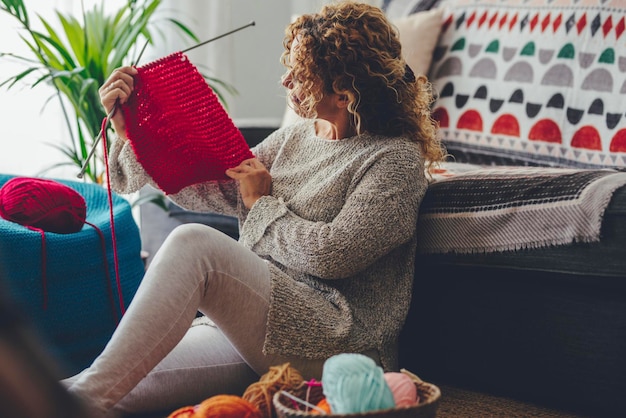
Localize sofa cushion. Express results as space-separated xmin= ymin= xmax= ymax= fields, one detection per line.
xmin=429 ymin=0 xmax=626 ymax=169
xmin=417 ymin=181 xmax=626 ymax=279
xmin=395 ymin=8 xmax=445 ymax=76
xmin=382 ymin=0 xmax=440 ymax=18
xmin=416 ymin=165 xmax=626 ymax=254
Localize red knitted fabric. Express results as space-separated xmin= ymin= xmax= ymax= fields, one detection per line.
xmin=122 ymin=52 xmax=254 ymax=195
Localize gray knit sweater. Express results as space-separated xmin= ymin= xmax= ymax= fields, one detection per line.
xmin=109 ymin=119 xmax=427 ymax=371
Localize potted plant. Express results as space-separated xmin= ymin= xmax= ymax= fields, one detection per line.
xmin=0 ymin=0 xmax=235 ymax=189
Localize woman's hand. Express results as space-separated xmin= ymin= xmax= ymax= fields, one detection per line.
xmin=99 ymin=66 xmax=138 ymax=137
xmin=225 ymin=158 xmax=272 ymax=209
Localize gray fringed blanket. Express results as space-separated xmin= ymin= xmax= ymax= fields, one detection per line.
xmin=416 ymin=165 xmax=626 ymax=254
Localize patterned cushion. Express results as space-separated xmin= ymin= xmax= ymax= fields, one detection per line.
xmin=429 ymin=0 xmax=626 ymax=168
xmin=0 ymin=174 xmax=144 ymax=376
xmin=382 ymin=0 xmax=441 ymax=18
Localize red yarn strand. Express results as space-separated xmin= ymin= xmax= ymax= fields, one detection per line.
xmin=33 ymin=226 xmax=48 ymax=310
xmin=85 ymin=220 xmax=120 ymax=325
xmin=101 ymin=116 xmax=126 ymax=317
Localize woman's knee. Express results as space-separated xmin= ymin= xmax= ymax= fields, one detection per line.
xmin=164 ymin=224 xmax=233 ymax=257
xmin=168 ymin=223 xmax=228 ymax=244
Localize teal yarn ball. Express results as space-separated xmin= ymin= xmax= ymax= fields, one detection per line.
xmin=322 ymin=353 xmax=396 ymax=414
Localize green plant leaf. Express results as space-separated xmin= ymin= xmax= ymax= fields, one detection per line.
xmin=27 ymin=28 xmax=73 ymax=69
xmin=0 ymin=66 xmax=39 ymax=88
xmin=55 ymin=12 xmax=85 ymax=67
xmin=0 ymin=0 xmax=29 ymax=26
xmin=164 ymin=18 xmax=201 ymax=43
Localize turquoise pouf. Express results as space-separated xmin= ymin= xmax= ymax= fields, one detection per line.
xmin=0 ymin=173 xmax=145 ymax=377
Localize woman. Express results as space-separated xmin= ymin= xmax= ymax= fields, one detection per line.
xmin=65 ymin=1 xmax=445 ymax=416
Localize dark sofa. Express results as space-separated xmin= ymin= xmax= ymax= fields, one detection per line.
xmin=399 ymin=186 xmax=626 ymax=417
xmin=392 ymin=0 xmax=626 ymax=416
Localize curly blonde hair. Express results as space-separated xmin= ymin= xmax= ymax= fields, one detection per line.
xmin=281 ymin=0 xmax=445 ymax=167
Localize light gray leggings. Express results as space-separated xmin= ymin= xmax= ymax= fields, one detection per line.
xmin=65 ymin=223 xmax=327 ymax=416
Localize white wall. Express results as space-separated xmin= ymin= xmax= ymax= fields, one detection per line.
xmin=159 ymin=0 xmax=294 ymax=128
xmin=158 ymin=0 xmax=335 ymax=129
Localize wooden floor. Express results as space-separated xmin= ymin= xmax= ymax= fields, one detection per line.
xmin=436 ymin=384 xmax=590 ymax=418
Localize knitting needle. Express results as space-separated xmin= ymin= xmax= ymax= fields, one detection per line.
xmin=180 ymin=21 xmax=255 ymax=54
xmin=77 ymin=38 xmax=149 ymax=179
xmin=77 ymin=104 xmax=119 ymax=179
xmin=77 ymin=21 xmax=256 ymax=179
xmin=279 ymin=391 xmax=328 ymax=414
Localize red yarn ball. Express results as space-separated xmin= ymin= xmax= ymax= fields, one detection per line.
xmin=0 ymin=177 xmax=86 ymax=234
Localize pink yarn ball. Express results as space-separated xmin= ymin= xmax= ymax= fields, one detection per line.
xmin=384 ymin=372 xmax=419 ymax=407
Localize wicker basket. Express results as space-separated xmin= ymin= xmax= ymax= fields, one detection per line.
xmin=273 ymin=369 xmax=440 ymax=418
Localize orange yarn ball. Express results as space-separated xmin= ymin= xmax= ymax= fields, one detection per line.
xmin=167 ymin=405 xmax=196 ymax=418
xmin=311 ymin=397 xmax=332 ymax=415
xmin=194 ymin=394 xmax=261 ymax=418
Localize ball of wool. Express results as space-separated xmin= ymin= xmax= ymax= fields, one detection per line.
xmin=167 ymin=405 xmax=196 ymax=418
xmin=0 ymin=177 xmax=86 ymax=233
xmin=322 ymin=353 xmax=396 ymax=414
xmin=311 ymin=397 xmax=332 ymax=415
xmin=242 ymin=362 xmax=304 ymax=418
xmin=194 ymin=394 xmax=262 ymax=418
xmin=384 ymin=372 xmax=419 ymax=407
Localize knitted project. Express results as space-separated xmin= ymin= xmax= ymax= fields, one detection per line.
xmin=122 ymin=52 xmax=254 ymax=195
